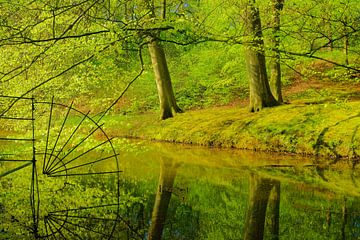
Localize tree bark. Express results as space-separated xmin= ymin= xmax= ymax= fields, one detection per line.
xmin=244 ymin=0 xmax=279 ymax=112
xmin=244 ymin=174 xmax=274 ymax=240
xmin=270 ymin=0 xmax=283 ymax=103
xmin=148 ymin=38 xmax=183 ymax=119
xmin=344 ymin=34 xmax=349 ymax=66
xmin=148 ymin=38 xmax=174 ymax=120
xmin=342 ymin=15 xmax=349 ymax=66
xmin=146 ymin=0 xmax=183 ymax=120
xmin=148 ymin=158 xmax=178 ymax=240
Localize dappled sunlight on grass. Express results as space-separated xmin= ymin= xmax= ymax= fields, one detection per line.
xmin=104 ymin=101 xmax=360 ymax=161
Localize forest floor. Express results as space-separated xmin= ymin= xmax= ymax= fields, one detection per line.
xmin=104 ymin=64 xmax=360 ymax=162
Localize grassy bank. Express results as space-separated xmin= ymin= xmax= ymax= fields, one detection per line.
xmin=103 ymin=99 xmax=360 ymax=161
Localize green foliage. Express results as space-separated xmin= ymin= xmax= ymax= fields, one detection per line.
xmin=167 ymin=43 xmax=249 ymax=109
xmin=0 ymin=0 xmax=359 ymax=116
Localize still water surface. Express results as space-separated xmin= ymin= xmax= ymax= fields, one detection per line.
xmin=119 ymin=140 xmax=360 ymax=240
xmin=1 ymin=139 xmax=360 ymax=239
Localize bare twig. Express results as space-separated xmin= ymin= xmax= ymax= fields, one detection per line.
xmin=96 ymin=44 xmax=146 ymax=122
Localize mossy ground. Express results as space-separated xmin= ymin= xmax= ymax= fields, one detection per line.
xmin=103 ymin=96 xmax=360 ymax=161
xmin=100 ymin=59 xmax=360 ymax=162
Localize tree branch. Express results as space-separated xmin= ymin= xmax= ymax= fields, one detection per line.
xmin=279 ymin=50 xmax=360 ymax=73
xmin=1 ymin=30 xmax=111 ymax=45
xmin=0 ymin=42 xmax=115 ymax=117
xmin=96 ymin=44 xmax=145 ymax=122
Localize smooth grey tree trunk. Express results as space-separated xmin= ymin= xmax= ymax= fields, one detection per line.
xmin=244 ymin=0 xmax=278 ymax=112
xmin=344 ymin=35 xmax=349 ymax=66
xmin=270 ymin=0 xmax=283 ymax=103
xmin=148 ymin=39 xmax=174 ymax=120
xmin=146 ymin=0 xmax=182 ymax=120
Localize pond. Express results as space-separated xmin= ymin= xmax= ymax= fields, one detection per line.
xmin=1 ymin=138 xmax=360 ymax=239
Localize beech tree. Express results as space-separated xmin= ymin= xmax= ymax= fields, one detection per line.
xmin=1 ymin=0 xmax=359 ymax=117
xmin=243 ymin=0 xmax=278 ymax=112
xmin=145 ymin=0 xmax=183 ymax=120
xmin=269 ymin=0 xmax=284 ymax=103
xmin=0 ymin=0 xmax=187 ymax=120
xmin=281 ymin=0 xmax=360 ymax=71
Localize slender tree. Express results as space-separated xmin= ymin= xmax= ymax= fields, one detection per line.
xmin=243 ymin=0 xmax=279 ymax=112
xmin=343 ymin=16 xmax=350 ymax=66
xmin=269 ymin=0 xmax=284 ymax=103
xmin=148 ymin=38 xmax=183 ymax=120
xmin=146 ymin=0 xmax=183 ymax=120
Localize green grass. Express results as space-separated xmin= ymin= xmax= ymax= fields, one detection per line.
xmin=100 ymin=51 xmax=360 ymax=157
xmin=103 ymin=101 xmax=360 ymax=160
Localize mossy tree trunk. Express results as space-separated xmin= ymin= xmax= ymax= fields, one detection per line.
xmin=244 ymin=0 xmax=279 ymax=112
xmin=344 ymin=36 xmax=349 ymax=66
xmin=270 ymin=0 xmax=283 ymax=103
xmin=343 ymin=17 xmax=349 ymax=66
xmin=146 ymin=0 xmax=183 ymax=120
xmin=148 ymin=158 xmax=178 ymax=240
xmin=148 ymin=39 xmax=173 ymax=120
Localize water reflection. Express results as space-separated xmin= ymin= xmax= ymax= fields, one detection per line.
xmin=267 ymin=179 xmax=280 ymax=240
xmin=148 ymin=157 xmax=180 ymax=239
xmin=1 ymin=139 xmax=360 ymax=239
xmin=122 ymin=140 xmax=360 ymax=240
xmin=244 ymin=174 xmax=280 ymax=240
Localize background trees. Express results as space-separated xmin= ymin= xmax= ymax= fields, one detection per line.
xmin=0 ymin=0 xmax=359 ymax=118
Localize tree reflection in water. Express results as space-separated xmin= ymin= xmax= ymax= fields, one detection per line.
xmin=244 ymin=173 xmax=280 ymax=240
xmin=148 ymin=157 xmax=180 ymax=240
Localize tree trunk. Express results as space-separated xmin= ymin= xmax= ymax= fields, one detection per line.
xmin=146 ymin=0 xmax=182 ymax=120
xmin=343 ymin=16 xmax=349 ymax=66
xmin=148 ymin=158 xmax=178 ymax=240
xmin=244 ymin=0 xmax=279 ymax=112
xmin=324 ymin=11 xmax=333 ymax=51
xmin=344 ymin=35 xmax=349 ymax=66
xmin=244 ymin=174 xmax=274 ymax=240
xmin=148 ymin=38 xmax=183 ymax=120
xmin=270 ymin=0 xmax=283 ymax=103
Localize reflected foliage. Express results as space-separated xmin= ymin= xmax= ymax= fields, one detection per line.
xmin=1 ymin=139 xmax=360 ymax=239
